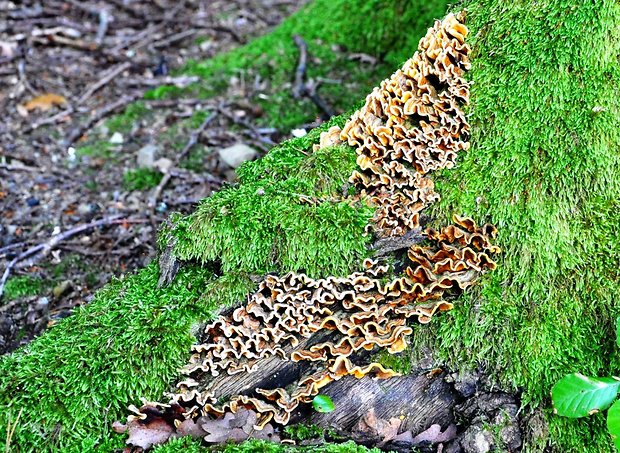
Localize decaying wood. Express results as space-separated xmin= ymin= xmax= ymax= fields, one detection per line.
xmin=310 ymin=372 xmax=456 ymax=435
xmin=371 ymin=228 xmax=426 ymax=257
xmin=173 ymin=313 xmax=457 ymax=444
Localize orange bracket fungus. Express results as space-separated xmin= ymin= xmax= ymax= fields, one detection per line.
xmin=122 ymin=12 xmax=500 ymax=449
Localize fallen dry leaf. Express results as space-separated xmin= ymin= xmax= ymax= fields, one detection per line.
xmin=199 ymin=409 xmax=279 ymax=443
xmin=113 ymin=417 xmax=174 ymax=450
xmin=22 ymin=93 xmax=67 ymax=112
xmin=411 ymin=423 xmax=457 ymax=445
xmin=353 ymin=408 xmax=402 ymax=445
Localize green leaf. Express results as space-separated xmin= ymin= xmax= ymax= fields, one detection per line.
xmin=552 ymin=373 xmax=620 ymax=418
xmin=607 ymin=399 xmax=620 ymax=450
xmin=312 ymin=394 xmax=335 ymax=413
xmin=616 ymin=317 xmax=620 ymax=348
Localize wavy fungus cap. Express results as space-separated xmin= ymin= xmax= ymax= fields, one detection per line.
xmin=125 ymin=12 xmax=501 ymax=449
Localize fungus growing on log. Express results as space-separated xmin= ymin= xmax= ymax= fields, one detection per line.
xmin=123 ymin=12 xmax=499 ymax=449
xmin=342 ymin=12 xmax=471 ymax=237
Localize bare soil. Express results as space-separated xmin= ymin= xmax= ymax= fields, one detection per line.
xmin=0 ymin=0 xmax=305 ymax=354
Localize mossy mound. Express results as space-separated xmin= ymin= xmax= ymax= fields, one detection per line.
xmin=0 ymin=120 xmax=370 ymax=451
xmin=169 ymin=116 xmax=373 ymax=278
xmin=1 ymin=264 xmax=212 ymax=451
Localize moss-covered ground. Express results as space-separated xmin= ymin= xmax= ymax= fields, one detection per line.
xmin=3 ymin=0 xmax=620 ymax=452
xmin=155 ymin=0 xmax=452 ymax=131
xmin=168 ymin=116 xmax=373 ymax=279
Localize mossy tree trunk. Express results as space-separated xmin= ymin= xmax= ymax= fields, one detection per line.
xmin=2 ymin=1 xmax=620 ymax=452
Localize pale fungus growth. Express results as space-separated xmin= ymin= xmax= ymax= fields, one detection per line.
xmin=342 ymin=12 xmax=471 ymax=237
xmin=125 ymin=12 xmax=500 ymax=449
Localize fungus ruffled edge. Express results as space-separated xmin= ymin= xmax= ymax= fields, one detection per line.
xmin=119 ymin=12 xmax=499 ymax=449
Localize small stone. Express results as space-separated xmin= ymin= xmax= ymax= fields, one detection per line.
xmin=156 ymin=202 xmax=168 ymax=213
xmin=291 ymin=128 xmax=307 ymax=137
xmin=154 ymin=157 xmax=173 ymax=173
xmin=137 ymin=144 xmax=159 ymax=168
xmin=217 ymin=144 xmax=257 ymax=168
xmin=77 ymin=203 xmax=96 ymax=215
xmin=26 ymin=197 xmax=39 ymax=207
xmin=461 ymin=425 xmax=494 ymax=453
xmin=36 ymin=297 xmax=49 ymax=310
xmin=52 ymin=280 xmax=72 ymax=298
xmin=109 ymin=132 xmax=124 ymax=144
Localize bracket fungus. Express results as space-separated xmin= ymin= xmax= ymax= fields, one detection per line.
xmin=341 ymin=11 xmax=471 ymax=237
xmin=124 ymin=12 xmax=500 ymax=449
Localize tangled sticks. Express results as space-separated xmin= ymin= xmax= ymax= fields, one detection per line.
xmin=123 ymin=12 xmax=499 ymax=447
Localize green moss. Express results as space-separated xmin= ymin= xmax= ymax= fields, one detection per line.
xmin=0 ymin=263 xmax=214 ymax=451
xmin=105 ymin=101 xmax=149 ymax=134
xmin=170 ymin=120 xmax=373 ymax=278
xmin=219 ymin=439 xmax=381 ymax=453
xmin=123 ymin=168 xmax=163 ymax=191
xmin=5 ymin=2 xmax=619 ymax=452
xmin=75 ymin=142 xmax=116 ymax=160
xmin=284 ymin=423 xmax=332 ymax=441
xmin=199 ymin=272 xmax=257 ymax=309
xmin=152 ymin=436 xmax=206 ymax=453
xmin=146 ymin=0 xmax=451 ymax=131
xmin=2 ymin=275 xmax=44 ymax=300
xmin=374 ymin=349 xmax=411 ymax=375
xmin=403 ymin=2 xmax=620 ymax=451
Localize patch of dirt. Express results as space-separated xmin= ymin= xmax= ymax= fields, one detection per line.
xmin=0 ymin=0 xmax=307 ymax=354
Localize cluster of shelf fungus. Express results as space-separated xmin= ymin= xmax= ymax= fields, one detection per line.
xmin=126 ymin=12 xmax=500 ymax=447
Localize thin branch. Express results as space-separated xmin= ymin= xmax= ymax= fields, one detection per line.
xmin=63 ymin=92 xmax=140 ymax=147
xmin=216 ymin=105 xmax=274 ymax=149
xmin=0 ymin=242 xmax=28 ymax=256
xmin=76 ymin=61 xmax=131 ymax=104
xmin=0 ymin=216 xmax=145 ymax=299
xmin=147 ymin=111 xmax=219 ymax=210
xmin=24 ymin=107 xmax=75 ymax=132
xmin=291 ymin=35 xmax=334 ymax=119
xmin=292 ymin=35 xmax=307 ymax=99
xmin=152 ymin=29 xmax=197 ymax=49
xmin=118 ymin=75 xmax=199 ymax=88
xmin=95 ymin=9 xmax=111 ymax=45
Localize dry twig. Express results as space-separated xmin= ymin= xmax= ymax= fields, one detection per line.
xmin=148 ymin=111 xmax=219 ymax=210
xmin=292 ymin=35 xmax=334 ymax=119
xmin=63 ymin=92 xmax=140 ymax=147
xmin=0 ymin=216 xmax=146 ymax=299
xmin=77 ymin=62 xmax=131 ymax=104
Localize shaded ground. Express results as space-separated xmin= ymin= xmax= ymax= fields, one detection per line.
xmin=0 ymin=0 xmax=308 ymax=353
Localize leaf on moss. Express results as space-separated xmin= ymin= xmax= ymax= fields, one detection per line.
xmin=607 ymin=399 xmax=620 ymax=450
xmin=551 ymin=373 xmax=620 ymax=418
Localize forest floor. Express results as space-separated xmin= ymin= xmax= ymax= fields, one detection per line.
xmin=0 ymin=0 xmax=316 ymax=354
